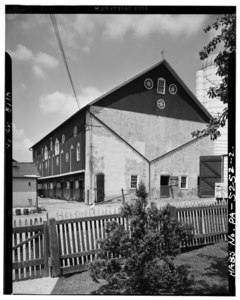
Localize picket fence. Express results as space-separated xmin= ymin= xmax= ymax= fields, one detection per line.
xmin=12 ymin=200 xmax=228 ymax=281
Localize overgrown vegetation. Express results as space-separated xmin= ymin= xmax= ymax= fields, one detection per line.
xmin=88 ymin=182 xmax=193 ymax=295
xmin=192 ymin=14 xmax=236 ymax=140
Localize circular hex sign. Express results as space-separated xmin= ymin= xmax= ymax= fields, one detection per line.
xmin=169 ymin=83 xmax=177 ymax=95
xmin=157 ymin=99 xmax=165 ymax=109
xmin=144 ymin=78 xmax=154 ymax=90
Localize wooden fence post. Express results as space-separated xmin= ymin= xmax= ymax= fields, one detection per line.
xmin=48 ymin=218 xmax=61 ymax=277
xmin=169 ymin=206 xmax=177 ymax=219
xmin=43 ymin=221 xmax=50 ymax=277
xmin=121 ymin=188 xmax=125 ymax=205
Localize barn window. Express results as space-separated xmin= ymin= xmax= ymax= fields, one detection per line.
xmin=76 ymin=142 xmax=81 ymax=162
xmin=73 ymin=126 xmax=78 ymax=137
xmin=130 ymin=175 xmax=138 ymax=189
xmin=179 ymin=176 xmax=188 ymax=189
xmin=44 ymin=146 xmax=48 ymax=160
xmin=55 ymin=139 xmax=60 ymax=155
xmin=157 ymin=78 xmax=166 ymax=94
xmin=66 ymin=152 xmax=69 ymax=163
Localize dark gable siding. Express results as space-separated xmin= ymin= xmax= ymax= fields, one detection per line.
xmin=33 ymin=109 xmax=86 ymax=176
xmin=94 ymin=63 xmax=209 ymax=123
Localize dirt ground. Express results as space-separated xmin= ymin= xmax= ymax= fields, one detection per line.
xmin=13 ymin=196 xmax=216 ymax=224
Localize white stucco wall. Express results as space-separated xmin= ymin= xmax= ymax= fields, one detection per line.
xmin=85 ymin=110 xmax=149 ymax=204
xmin=150 ymin=136 xmax=215 ymax=199
xmin=85 ymin=107 xmax=215 ymax=203
xmin=90 ymin=106 xmax=209 ymax=161
xmin=13 ymin=178 xmax=38 ymax=207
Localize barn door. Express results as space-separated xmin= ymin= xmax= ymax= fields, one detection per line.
xmin=96 ymin=173 xmax=104 ymax=203
xmin=79 ymin=180 xmax=84 ymax=202
xmin=199 ymin=156 xmax=222 ymax=197
xmin=160 ymin=175 xmax=170 ymax=198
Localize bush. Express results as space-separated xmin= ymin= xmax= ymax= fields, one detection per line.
xmin=89 ymin=182 xmax=193 ymax=295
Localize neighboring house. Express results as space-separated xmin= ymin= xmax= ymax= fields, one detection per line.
xmin=12 ymin=159 xmax=40 ymax=207
xmin=30 ymin=59 xmax=224 ymax=204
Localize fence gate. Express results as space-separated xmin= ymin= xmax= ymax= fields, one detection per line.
xmin=199 ymin=156 xmax=222 ymax=197
xmin=12 ymin=222 xmax=50 ymax=281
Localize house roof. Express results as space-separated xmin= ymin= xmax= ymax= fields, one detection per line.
xmin=30 ymin=59 xmax=213 ymax=149
xmin=12 ymin=161 xmax=40 ymax=178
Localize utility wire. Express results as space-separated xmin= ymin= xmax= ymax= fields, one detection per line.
xmin=50 ymin=14 xmax=80 ymax=109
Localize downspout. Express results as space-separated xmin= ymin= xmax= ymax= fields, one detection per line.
xmin=149 ymin=162 xmax=151 ymax=199
xmin=89 ymin=112 xmax=93 ymax=204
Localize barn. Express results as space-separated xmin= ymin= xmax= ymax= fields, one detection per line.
xmin=30 ymin=59 xmax=221 ymax=205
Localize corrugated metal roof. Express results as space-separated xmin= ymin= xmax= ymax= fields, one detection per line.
xmin=12 ymin=162 xmax=40 ymax=178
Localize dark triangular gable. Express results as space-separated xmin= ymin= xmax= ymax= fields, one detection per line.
xmin=91 ymin=59 xmax=212 ymax=123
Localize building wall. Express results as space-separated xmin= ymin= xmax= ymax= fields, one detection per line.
xmin=85 ymin=111 xmax=149 ymax=204
xmin=85 ymin=109 xmax=215 ymax=203
xmin=13 ymin=178 xmax=38 ymax=207
xmin=150 ymin=136 xmax=215 ymax=199
xmin=33 ymin=109 xmax=86 ymax=177
xmin=90 ymin=106 xmax=209 ymax=161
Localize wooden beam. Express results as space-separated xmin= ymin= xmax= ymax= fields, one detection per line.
xmin=48 ymin=218 xmax=61 ymax=277
xmin=12 ymin=232 xmax=43 ymax=250
xmin=12 ymin=258 xmax=44 ymax=269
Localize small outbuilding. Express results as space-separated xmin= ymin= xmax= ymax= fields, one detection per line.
xmin=12 ymin=159 xmax=40 ymax=207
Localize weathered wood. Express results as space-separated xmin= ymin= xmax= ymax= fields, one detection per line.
xmin=121 ymin=188 xmax=125 ymax=204
xmin=61 ymin=264 xmax=88 ymax=275
xmin=12 ymin=259 xmax=44 ymax=269
xmin=48 ymin=218 xmax=61 ymax=277
xmin=12 ymin=202 xmax=228 ymax=280
xmin=12 ymin=232 xmax=43 ymax=250
xmin=56 ymin=214 xmax=122 ymax=225
xmin=61 ymin=249 xmax=100 ymax=259
xmin=13 ymin=225 xmax=43 ymax=234
xmin=43 ymin=221 xmax=50 ymax=277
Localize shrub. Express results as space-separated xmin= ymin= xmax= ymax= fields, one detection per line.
xmin=89 ymin=182 xmax=193 ymax=295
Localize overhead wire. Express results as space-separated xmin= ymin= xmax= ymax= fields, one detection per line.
xmin=50 ymin=14 xmax=80 ymax=109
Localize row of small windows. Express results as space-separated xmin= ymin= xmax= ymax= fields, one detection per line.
xmin=39 ymin=143 xmax=81 ymax=170
xmin=38 ymin=126 xmax=79 ymax=157
xmin=144 ymin=77 xmax=177 ymax=95
xmin=130 ymin=175 xmax=188 ymax=189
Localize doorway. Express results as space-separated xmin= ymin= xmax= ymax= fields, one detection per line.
xmin=79 ymin=180 xmax=84 ymax=202
xmin=70 ymin=181 xmax=74 ymax=199
xmin=160 ymin=175 xmax=170 ymax=198
xmin=96 ymin=173 xmax=104 ymax=203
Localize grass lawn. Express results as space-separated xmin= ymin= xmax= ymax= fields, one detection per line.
xmin=52 ymin=241 xmax=229 ymax=295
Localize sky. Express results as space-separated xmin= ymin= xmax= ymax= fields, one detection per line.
xmin=5 ymin=10 xmax=223 ymax=162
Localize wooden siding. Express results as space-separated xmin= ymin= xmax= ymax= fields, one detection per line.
xmin=94 ymin=63 xmax=209 ymax=123
xmin=33 ymin=110 xmax=86 ymax=177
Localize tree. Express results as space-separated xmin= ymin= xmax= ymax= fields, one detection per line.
xmin=192 ymin=14 xmax=236 ymax=140
xmin=88 ymin=182 xmax=193 ymax=295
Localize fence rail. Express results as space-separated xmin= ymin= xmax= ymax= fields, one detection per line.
xmin=12 ymin=222 xmax=48 ymax=281
xmin=12 ymin=201 xmax=228 ymax=281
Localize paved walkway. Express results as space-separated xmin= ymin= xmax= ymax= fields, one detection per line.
xmin=12 ymin=277 xmax=58 ymax=295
